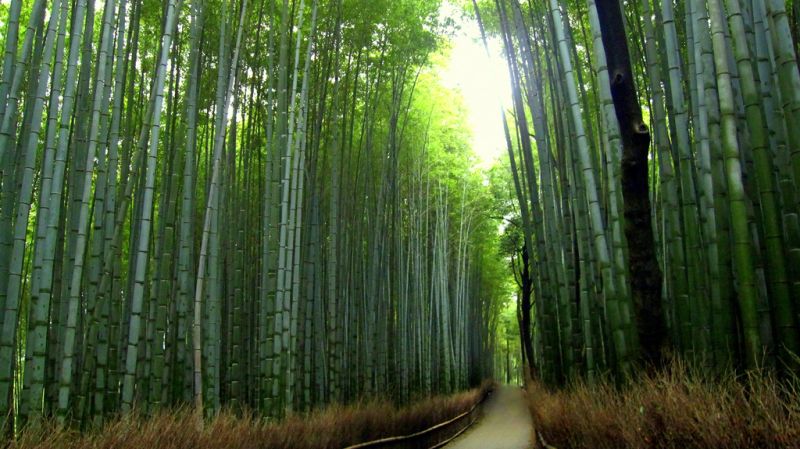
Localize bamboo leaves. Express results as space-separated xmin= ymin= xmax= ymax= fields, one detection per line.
xmin=490 ymin=0 xmax=800 ymax=381
xmin=0 ymin=0 xmax=503 ymax=431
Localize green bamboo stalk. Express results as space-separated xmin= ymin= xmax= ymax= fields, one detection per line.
xmin=708 ymin=0 xmax=763 ymax=368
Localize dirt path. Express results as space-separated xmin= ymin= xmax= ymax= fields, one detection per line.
xmin=446 ymin=385 xmax=532 ymax=449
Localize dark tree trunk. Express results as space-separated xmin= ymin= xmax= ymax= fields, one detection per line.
xmin=520 ymin=245 xmax=536 ymax=379
xmin=595 ymin=0 xmax=666 ymax=366
xmin=506 ymin=337 xmax=512 ymax=384
xmin=794 ymin=0 xmax=800 ymax=72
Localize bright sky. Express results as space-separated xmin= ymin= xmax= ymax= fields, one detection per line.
xmin=438 ymin=1 xmax=511 ymax=169
xmin=0 ymin=0 xmax=510 ymax=169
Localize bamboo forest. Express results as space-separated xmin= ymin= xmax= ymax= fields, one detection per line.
xmin=1 ymin=0 xmax=800 ymax=447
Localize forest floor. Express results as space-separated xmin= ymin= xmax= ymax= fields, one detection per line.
xmin=526 ymin=362 xmax=800 ymax=449
xmin=6 ymin=386 xmax=489 ymax=449
xmin=446 ymin=385 xmax=533 ymax=449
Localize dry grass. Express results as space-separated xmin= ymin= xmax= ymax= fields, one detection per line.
xmin=527 ymin=362 xmax=800 ymax=449
xmin=5 ymin=382 xmax=492 ymax=449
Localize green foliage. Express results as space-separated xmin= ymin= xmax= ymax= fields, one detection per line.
xmin=0 ymin=0 xmax=509 ymax=433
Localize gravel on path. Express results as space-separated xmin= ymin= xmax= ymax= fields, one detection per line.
xmin=445 ymin=385 xmax=532 ymax=449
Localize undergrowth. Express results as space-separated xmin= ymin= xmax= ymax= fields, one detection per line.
xmin=528 ymin=361 xmax=800 ymax=449
xmin=5 ymin=381 xmax=492 ymax=449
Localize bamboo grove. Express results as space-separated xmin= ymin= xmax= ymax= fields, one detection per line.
xmin=0 ymin=0 xmax=508 ymax=431
xmin=482 ymin=0 xmax=800 ymax=386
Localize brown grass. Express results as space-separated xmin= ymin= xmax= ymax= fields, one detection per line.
xmin=5 ymin=381 xmax=492 ymax=449
xmin=527 ymin=362 xmax=800 ymax=449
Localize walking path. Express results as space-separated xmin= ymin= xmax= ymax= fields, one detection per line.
xmin=446 ymin=385 xmax=532 ymax=449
